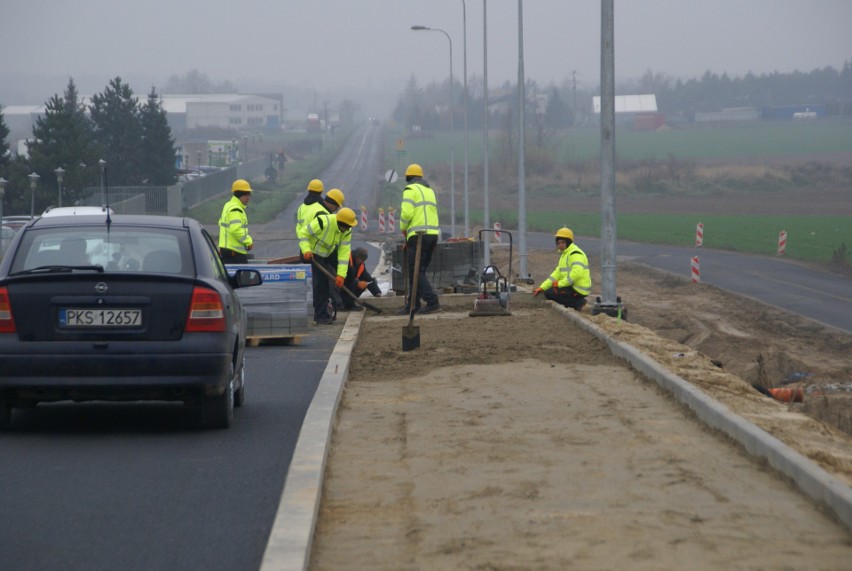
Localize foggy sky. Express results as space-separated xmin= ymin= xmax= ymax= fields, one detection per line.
xmin=1 ymin=0 xmax=850 ymax=112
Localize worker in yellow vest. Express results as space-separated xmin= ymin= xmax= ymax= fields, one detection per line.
xmin=299 ymin=207 xmax=358 ymax=325
xmin=533 ymin=227 xmax=591 ymax=310
xmin=397 ymin=163 xmax=441 ymax=315
xmin=218 ymin=179 xmax=254 ymax=264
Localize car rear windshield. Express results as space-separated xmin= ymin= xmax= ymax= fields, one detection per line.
xmin=9 ymin=226 xmax=193 ymax=276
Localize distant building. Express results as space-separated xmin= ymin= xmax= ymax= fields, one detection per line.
xmin=159 ymin=94 xmax=283 ymax=132
xmin=2 ymin=93 xmax=286 ymax=157
xmin=592 ymin=94 xmax=658 ymax=125
xmin=694 ymin=107 xmax=760 ymax=122
xmin=761 ymin=104 xmax=826 ymax=120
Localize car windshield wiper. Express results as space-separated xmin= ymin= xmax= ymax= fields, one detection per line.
xmin=12 ymin=264 xmax=105 ymax=275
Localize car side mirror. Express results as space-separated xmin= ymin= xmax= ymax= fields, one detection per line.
xmin=232 ymin=269 xmax=263 ymax=288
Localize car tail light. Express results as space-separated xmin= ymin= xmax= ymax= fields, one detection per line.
xmin=185 ymin=286 xmax=226 ymax=332
xmin=0 ymin=287 xmax=16 ymax=333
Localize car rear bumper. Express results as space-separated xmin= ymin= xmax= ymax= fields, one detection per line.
xmin=0 ymin=335 xmax=237 ymax=396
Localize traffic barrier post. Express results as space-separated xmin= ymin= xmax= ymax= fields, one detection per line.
xmin=691 ymin=256 xmax=700 ymax=283
xmin=777 ymin=230 xmax=787 ymax=255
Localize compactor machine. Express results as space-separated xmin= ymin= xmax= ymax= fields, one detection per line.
xmin=469 ymin=229 xmax=513 ymax=317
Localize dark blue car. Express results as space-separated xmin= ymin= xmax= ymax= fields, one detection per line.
xmin=0 ymin=213 xmax=262 ymax=429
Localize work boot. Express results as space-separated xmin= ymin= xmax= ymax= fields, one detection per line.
xmin=314 ymin=316 xmax=335 ymax=325
xmin=420 ymin=303 xmax=442 ymax=315
xmin=395 ymin=306 xmax=416 ymax=316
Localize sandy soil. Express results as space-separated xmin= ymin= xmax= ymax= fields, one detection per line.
xmin=308 ymin=247 xmax=852 ymax=570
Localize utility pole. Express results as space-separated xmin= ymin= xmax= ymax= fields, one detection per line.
xmin=594 ymin=0 xmax=624 ymax=319
xmin=572 ymin=70 xmax=579 ymax=125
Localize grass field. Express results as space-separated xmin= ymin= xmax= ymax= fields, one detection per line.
xmin=384 ymin=120 xmax=852 ymax=266
xmin=391 ymin=118 xmax=852 ymax=165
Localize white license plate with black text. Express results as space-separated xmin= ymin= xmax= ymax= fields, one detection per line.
xmin=60 ymin=308 xmax=142 ymax=327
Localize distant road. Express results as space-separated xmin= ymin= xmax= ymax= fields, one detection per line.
xmin=525 ymin=232 xmax=852 ymax=334
xmin=252 ymin=123 xmax=386 ymax=262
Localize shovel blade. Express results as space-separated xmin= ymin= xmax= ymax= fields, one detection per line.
xmin=402 ymin=324 xmax=421 ymax=351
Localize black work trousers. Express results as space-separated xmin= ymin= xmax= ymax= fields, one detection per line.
xmin=544 ymin=286 xmax=587 ymax=311
xmin=220 ymin=248 xmax=249 ymax=264
xmin=403 ymin=233 xmax=439 ymax=310
xmin=311 ymin=255 xmax=337 ymax=321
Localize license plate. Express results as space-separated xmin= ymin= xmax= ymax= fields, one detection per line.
xmin=59 ymin=308 xmax=142 ymax=328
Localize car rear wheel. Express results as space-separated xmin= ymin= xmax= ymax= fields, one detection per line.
xmin=202 ymin=380 xmax=234 ymax=429
xmin=234 ymin=358 xmax=246 ymax=408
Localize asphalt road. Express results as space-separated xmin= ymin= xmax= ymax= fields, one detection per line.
xmin=523 ymin=232 xmax=852 ymax=334
xmin=0 ymin=322 xmax=343 ymax=570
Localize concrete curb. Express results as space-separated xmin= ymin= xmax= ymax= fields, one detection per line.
xmin=262 ymin=300 xmax=852 ymax=571
xmin=259 ymin=311 xmax=364 ymax=571
xmin=552 ymin=302 xmax=852 ymax=532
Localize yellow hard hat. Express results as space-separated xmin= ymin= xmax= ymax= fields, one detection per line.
xmin=405 ymin=163 xmax=424 ymax=178
xmin=307 ymin=178 xmax=324 ymax=193
xmin=325 ymin=188 xmax=345 ymax=207
xmin=555 ymin=227 xmax=574 ymax=240
xmin=232 ymin=179 xmax=252 ymax=193
xmin=336 ymin=207 xmax=358 ymax=228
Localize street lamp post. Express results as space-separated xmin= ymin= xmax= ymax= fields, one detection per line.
xmin=411 ymin=24 xmax=456 ymax=237
xmin=98 ymin=159 xmax=106 ymax=205
xmin=54 ymin=166 xmax=65 ymax=208
xmin=461 ymin=0 xmax=470 ymax=237
xmin=28 ymin=172 xmax=40 ymax=217
xmin=482 ymin=0 xmax=491 ymax=266
xmin=0 ymin=177 xmax=7 ymax=254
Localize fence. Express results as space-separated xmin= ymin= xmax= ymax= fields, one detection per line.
xmin=77 ymin=157 xmax=268 ymax=216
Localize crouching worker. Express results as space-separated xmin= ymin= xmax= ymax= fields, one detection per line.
xmin=299 ymin=207 xmax=358 ymax=325
xmin=342 ymin=247 xmax=382 ymax=311
xmin=533 ymin=227 xmax=591 ymax=310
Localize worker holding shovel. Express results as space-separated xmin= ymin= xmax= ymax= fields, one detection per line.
xmin=396 ymin=163 xmax=442 ymax=315
xmin=299 ymin=207 xmax=358 ymax=325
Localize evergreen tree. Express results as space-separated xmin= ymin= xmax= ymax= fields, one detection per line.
xmin=139 ymin=87 xmax=177 ymax=185
xmin=26 ymin=78 xmax=99 ymax=209
xmin=90 ymin=77 xmax=143 ymax=186
xmin=544 ymin=88 xmax=572 ymax=128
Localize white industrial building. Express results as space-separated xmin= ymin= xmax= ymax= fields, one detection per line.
xmin=159 ymin=94 xmax=284 ymax=131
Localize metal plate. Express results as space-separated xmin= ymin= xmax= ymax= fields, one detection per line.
xmin=59 ymin=308 xmax=142 ymax=328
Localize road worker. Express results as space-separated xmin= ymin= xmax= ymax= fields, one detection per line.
xmin=342 ymin=247 xmax=382 ymax=311
xmin=397 ymin=163 xmax=441 ymax=315
xmin=218 ymin=179 xmax=253 ymax=264
xmin=296 ymin=187 xmax=346 ymax=308
xmin=299 ymin=207 xmax=358 ymax=325
xmin=533 ymin=227 xmax=591 ymax=310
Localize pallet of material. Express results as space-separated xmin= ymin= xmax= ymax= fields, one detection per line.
xmin=227 ymin=264 xmax=311 ymax=338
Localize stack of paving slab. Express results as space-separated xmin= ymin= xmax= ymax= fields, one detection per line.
xmin=390 ymin=240 xmax=482 ymax=295
xmin=227 ymin=264 xmax=312 ymax=339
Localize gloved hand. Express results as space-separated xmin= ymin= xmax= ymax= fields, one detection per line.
xmin=551 ymin=279 xmax=559 ymax=288
xmin=533 ymin=287 xmax=543 ymax=297
xmin=303 ymin=251 xmax=313 ymax=262
xmin=247 ymin=243 xmax=253 ymax=251
xmin=357 ymin=280 xmax=368 ymax=290
xmin=335 ymin=275 xmax=345 ymax=289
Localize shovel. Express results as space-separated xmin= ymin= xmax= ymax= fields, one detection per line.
xmin=310 ymin=258 xmax=383 ymax=314
xmin=402 ymin=231 xmax=424 ymax=351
